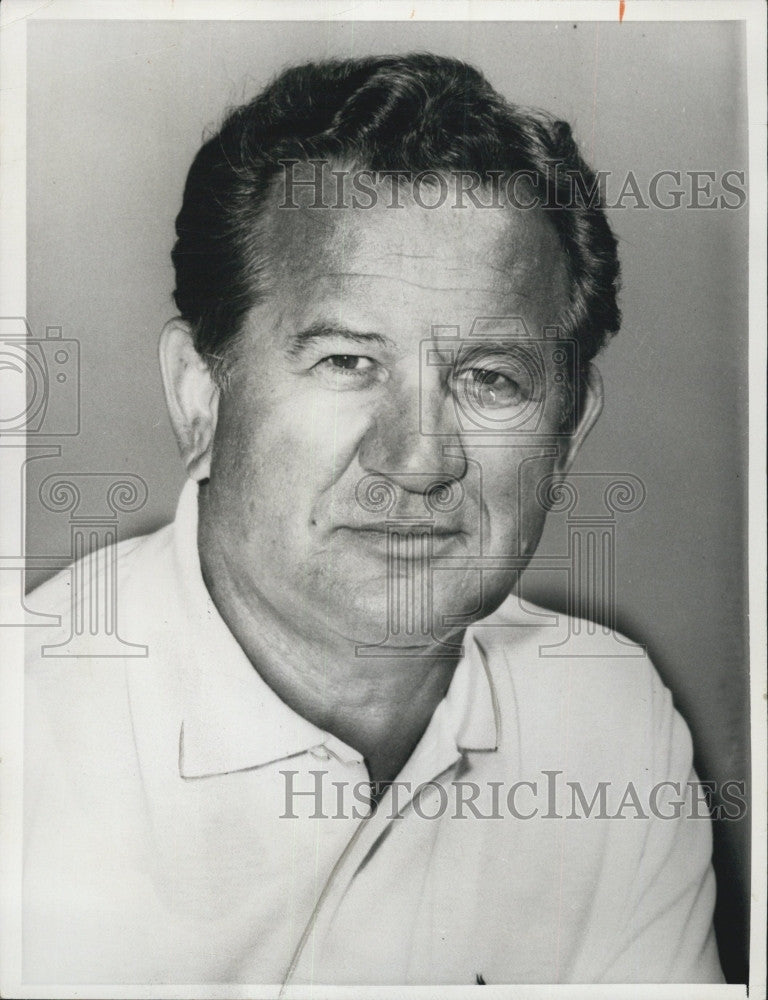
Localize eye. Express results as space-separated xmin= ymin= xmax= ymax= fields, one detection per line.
xmin=453 ymin=367 xmax=526 ymax=409
xmin=312 ymin=354 xmax=385 ymax=389
xmin=322 ymin=355 xmax=375 ymax=373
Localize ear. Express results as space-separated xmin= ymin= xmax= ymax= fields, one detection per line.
xmin=159 ymin=318 xmax=219 ymax=482
xmin=555 ymin=363 xmax=604 ymax=475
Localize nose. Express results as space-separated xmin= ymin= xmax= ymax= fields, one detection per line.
xmin=357 ymin=377 xmax=467 ymax=492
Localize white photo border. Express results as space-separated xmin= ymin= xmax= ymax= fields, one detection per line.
xmin=1 ymin=2 xmax=764 ymax=998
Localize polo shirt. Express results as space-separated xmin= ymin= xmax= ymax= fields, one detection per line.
xmin=23 ymin=480 xmax=723 ymax=986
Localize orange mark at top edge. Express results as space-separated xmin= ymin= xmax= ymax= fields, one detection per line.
xmin=619 ymin=0 xmax=626 ymax=22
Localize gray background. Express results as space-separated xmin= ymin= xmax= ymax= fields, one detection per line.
xmin=25 ymin=18 xmax=749 ymax=980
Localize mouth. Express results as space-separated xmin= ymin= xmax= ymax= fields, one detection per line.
xmin=334 ymin=523 xmax=468 ymax=554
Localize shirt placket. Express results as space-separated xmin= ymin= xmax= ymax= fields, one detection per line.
xmin=281 ymin=723 xmax=466 ymax=987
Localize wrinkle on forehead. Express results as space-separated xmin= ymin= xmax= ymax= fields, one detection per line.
xmin=300 ymin=270 xmax=532 ymax=297
xmin=374 ymin=252 xmax=528 ymax=280
xmin=261 ymin=184 xmax=570 ymax=322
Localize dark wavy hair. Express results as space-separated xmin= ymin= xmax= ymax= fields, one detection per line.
xmin=172 ymin=53 xmax=620 ymax=384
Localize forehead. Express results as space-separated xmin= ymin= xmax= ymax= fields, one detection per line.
xmin=258 ymin=175 xmax=570 ymax=336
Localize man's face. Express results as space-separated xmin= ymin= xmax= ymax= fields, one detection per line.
xmin=199 ymin=180 xmax=576 ymax=647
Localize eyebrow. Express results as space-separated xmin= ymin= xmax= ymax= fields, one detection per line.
xmin=285 ymin=323 xmax=394 ymax=358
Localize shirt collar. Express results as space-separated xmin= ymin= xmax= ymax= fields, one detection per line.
xmin=452 ymin=635 xmax=500 ymax=753
xmin=169 ymin=479 xmax=498 ymax=780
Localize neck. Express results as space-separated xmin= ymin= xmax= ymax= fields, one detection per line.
xmin=198 ymin=526 xmax=465 ymax=787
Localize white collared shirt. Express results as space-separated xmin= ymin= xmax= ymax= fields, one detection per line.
xmin=23 ymin=481 xmax=723 ymax=986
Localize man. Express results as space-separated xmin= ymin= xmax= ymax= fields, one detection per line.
xmin=24 ymin=54 xmax=722 ymax=985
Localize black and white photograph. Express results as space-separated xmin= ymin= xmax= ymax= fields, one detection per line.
xmin=0 ymin=1 xmax=765 ymax=996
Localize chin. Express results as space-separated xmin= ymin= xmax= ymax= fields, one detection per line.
xmin=314 ymin=571 xmax=514 ymax=651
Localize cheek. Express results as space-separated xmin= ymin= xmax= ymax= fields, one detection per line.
xmin=208 ymin=387 xmax=370 ymax=512
xmin=516 ymin=450 xmax=558 ymax=550
xmin=477 ymin=448 xmax=558 ymax=553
